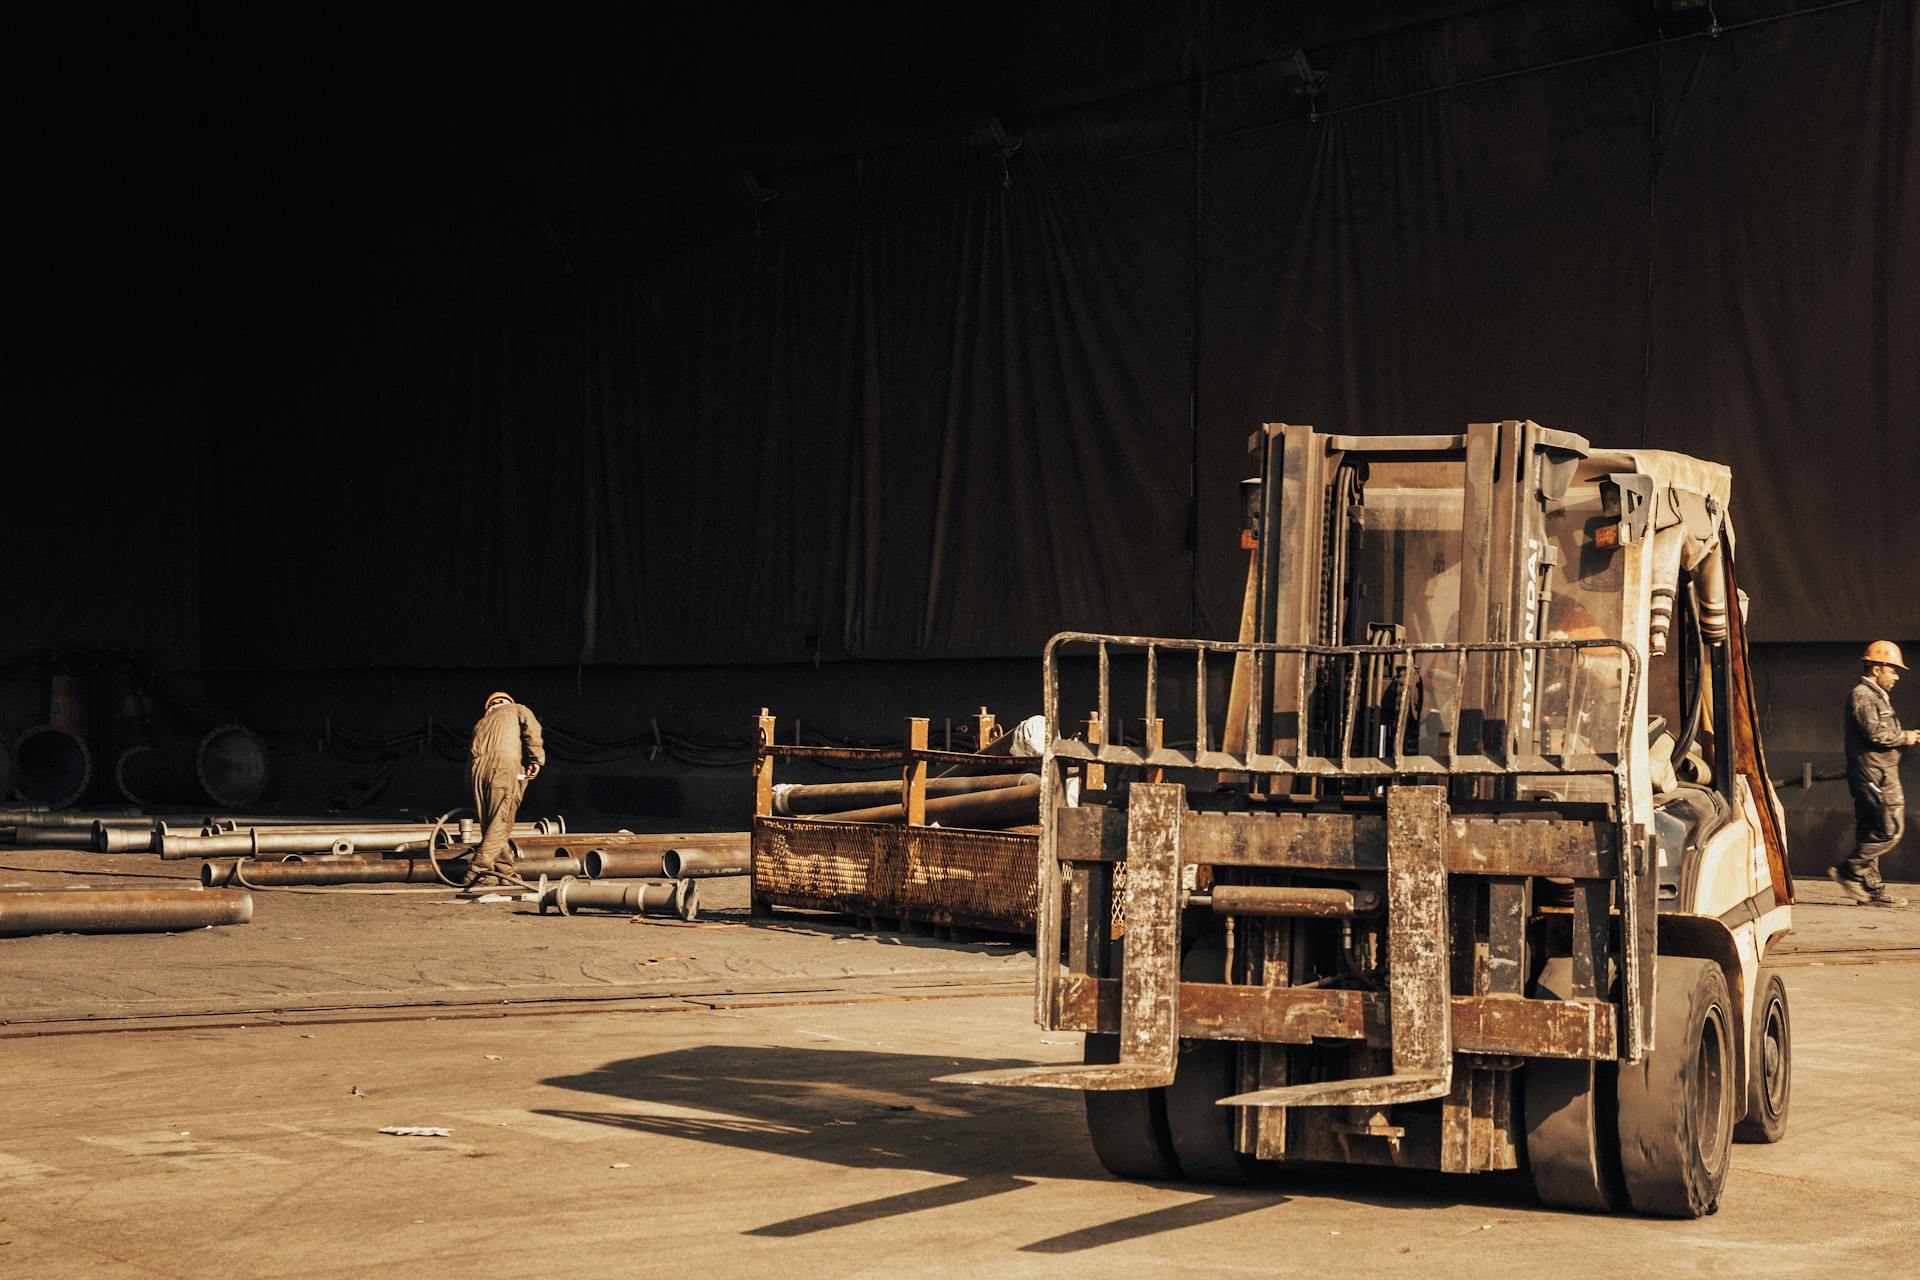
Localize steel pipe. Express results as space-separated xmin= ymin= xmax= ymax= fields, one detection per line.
xmin=581 ymin=849 xmax=668 ymax=879
xmin=95 ymin=824 xmax=160 ymax=853
xmin=160 ymin=830 xmax=358 ymax=860
xmin=1188 ymin=886 xmax=1380 ymax=919
xmin=12 ymin=726 xmax=92 ymax=809
xmin=0 ymin=887 xmax=253 ymax=936
xmin=660 ymin=847 xmax=750 ymax=879
xmin=511 ymin=856 xmax=584 ymax=877
xmin=536 ymin=876 xmax=697 ymax=920
xmin=201 ymin=857 xmax=459 ymax=887
xmin=812 ymin=781 xmax=1042 ymax=829
xmin=771 ymin=771 xmax=1037 ymax=817
xmin=158 ymin=819 xmax=563 ymax=860
xmin=2 ymin=806 xmax=138 ymax=823
xmin=115 ymin=725 xmax=271 ymax=808
xmin=9 ymin=825 xmax=106 ymax=849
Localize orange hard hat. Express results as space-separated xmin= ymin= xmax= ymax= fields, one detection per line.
xmin=1862 ymin=641 xmax=1907 ymax=670
xmin=484 ymin=691 xmax=514 ymax=709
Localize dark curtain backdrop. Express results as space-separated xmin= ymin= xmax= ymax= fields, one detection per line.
xmin=201 ymin=0 xmax=1918 ymax=669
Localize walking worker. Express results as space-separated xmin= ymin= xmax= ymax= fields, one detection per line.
xmin=1835 ymin=642 xmax=1919 ymax=908
xmin=463 ymin=691 xmax=546 ymax=895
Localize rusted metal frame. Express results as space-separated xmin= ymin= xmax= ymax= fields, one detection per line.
xmin=1217 ymin=786 xmax=1453 ymax=1108
xmin=1390 ymin=660 xmax=1414 ymax=769
xmin=1337 ymin=657 xmax=1361 ymax=770
xmin=1267 ymin=424 xmax=1322 ymax=761
xmin=1097 ymin=641 xmax=1111 ymax=753
xmin=1143 ymin=644 xmax=1158 ymax=737
xmin=950 ymin=783 xmax=1183 ymax=1089
xmin=1056 ymin=978 xmax=1617 ymax=1060
xmin=1484 ymin=877 xmax=1531 ymax=996
xmin=1111 ymin=784 xmax=1184 ymax=1080
xmin=1484 ymin=422 xmax=1527 ymax=769
xmin=1193 ymin=646 xmax=1210 ymax=757
xmin=758 ymin=742 xmax=1016 ymax=770
xmin=1042 ymin=631 xmax=1634 ymax=777
xmin=1053 ymin=804 xmax=1622 ymax=880
xmin=1037 ymin=650 xmax=1067 ymax=1026
xmin=753 ymin=712 xmax=777 ymax=817
xmin=1454 ymin=423 xmax=1499 ymax=768
xmin=902 ymin=718 xmax=929 ymax=826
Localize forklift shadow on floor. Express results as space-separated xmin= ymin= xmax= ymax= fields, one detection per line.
xmin=536 ymin=1044 xmax=1536 ymax=1247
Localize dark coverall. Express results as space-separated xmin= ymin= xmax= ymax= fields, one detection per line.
xmin=1843 ymin=677 xmax=1907 ymax=890
xmin=469 ymin=701 xmax=546 ymax=879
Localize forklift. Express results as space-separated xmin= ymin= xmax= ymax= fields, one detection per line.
xmin=948 ymin=421 xmax=1794 ymax=1217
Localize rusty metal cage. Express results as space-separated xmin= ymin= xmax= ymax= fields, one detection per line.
xmin=749 ymin=710 xmax=1041 ymax=934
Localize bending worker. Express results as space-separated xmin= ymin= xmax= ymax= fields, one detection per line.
xmin=464 ymin=691 xmax=546 ymax=894
xmin=1835 ymin=642 xmax=1918 ymax=909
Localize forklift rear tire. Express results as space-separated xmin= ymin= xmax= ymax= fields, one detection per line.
xmin=1082 ymin=1033 xmax=1180 ymax=1180
xmin=1615 ymin=957 xmax=1734 ymax=1217
xmin=1733 ymin=969 xmax=1790 ymax=1144
xmin=1522 ymin=957 xmax=1624 ymax=1212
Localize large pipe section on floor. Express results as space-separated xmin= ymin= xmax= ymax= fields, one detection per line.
xmin=0 ymin=887 xmax=253 ymax=936
xmin=199 ymin=854 xmax=583 ymax=887
xmin=11 ymin=726 xmax=92 ymax=809
xmin=116 ymin=725 xmax=272 ymax=808
xmin=770 ymin=771 xmax=1036 ymax=817
xmin=202 ymin=857 xmax=466 ymax=887
xmin=536 ymin=876 xmax=697 ymax=921
xmin=812 ymin=781 xmax=1042 ymax=828
xmin=661 ymin=847 xmax=750 ymax=879
xmin=580 ymin=849 xmax=668 ymax=879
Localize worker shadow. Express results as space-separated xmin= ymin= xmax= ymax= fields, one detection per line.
xmin=535 ymin=1043 xmax=1279 ymax=1250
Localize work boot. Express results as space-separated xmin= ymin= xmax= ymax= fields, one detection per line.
xmin=1828 ymin=866 xmax=1872 ymax=904
xmin=1863 ymin=888 xmax=1909 ymax=909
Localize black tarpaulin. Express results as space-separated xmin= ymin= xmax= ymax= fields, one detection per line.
xmin=198 ymin=0 xmax=1918 ymax=669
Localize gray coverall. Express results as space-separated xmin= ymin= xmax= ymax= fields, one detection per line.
xmin=468 ymin=701 xmax=546 ymax=879
xmin=1843 ymin=677 xmax=1906 ymax=890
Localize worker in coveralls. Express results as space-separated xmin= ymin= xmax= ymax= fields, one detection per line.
xmin=463 ymin=692 xmax=546 ymax=894
xmin=1834 ymin=642 xmax=1919 ymax=908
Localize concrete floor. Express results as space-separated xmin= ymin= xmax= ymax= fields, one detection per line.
xmin=2 ymin=846 xmax=1917 ymax=1277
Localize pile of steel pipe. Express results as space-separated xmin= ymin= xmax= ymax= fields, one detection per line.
xmin=11 ymin=726 xmax=92 ymax=809
xmin=115 ymin=725 xmax=272 ymax=808
xmin=535 ymin=876 xmax=697 ymax=921
xmin=507 ymin=829 xmax=741 ymax=859
xmin=811 ymin=780 xmax=1041 ymax=828
xmin=770 ymin=771 xmax=1035 ymax=816
xmin=0 ymin=887 xmax=253 ymax=936
xmin=661 ymin=846 xmax=750 ymax=879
